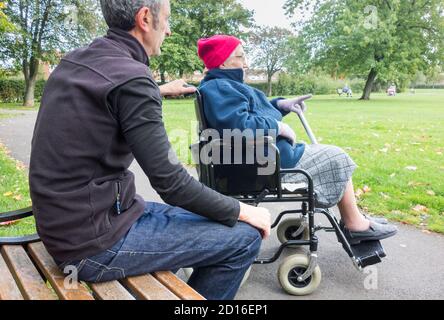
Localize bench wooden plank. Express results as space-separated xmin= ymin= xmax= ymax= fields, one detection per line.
xmin=153 ymin=271 xmax=205 ymax=300
xmin=1 ymin=245 xmax=56 ymax=300
xmin=27 ymin=242 xmax=94 ymax=300
xmin=89 ymin=281 xmax=135 ymax=300
xmin=121 ymin=274 xmax=179 ymax=300
xmin=0 ymin=252 xmax=24 ymax=300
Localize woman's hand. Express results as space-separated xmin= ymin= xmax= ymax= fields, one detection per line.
xmin=277 ymin=94 xmax=312 ymax=114
xmin=277 ymin=121 xmax=296 ymax=145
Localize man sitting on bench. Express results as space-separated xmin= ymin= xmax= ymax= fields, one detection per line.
xmin=29 ymin=0 xmax=271 ymax=300
xmin=197 ymin=35 xmax=398 ymax=245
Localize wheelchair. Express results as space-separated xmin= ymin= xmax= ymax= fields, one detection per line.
xmin=189 ymin=90 xmax=387 ymax=296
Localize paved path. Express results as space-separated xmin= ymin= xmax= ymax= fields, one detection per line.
xmin=1 ymin=110 xmax=443 ymax=300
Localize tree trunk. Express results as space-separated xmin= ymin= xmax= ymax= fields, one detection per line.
xmin=360 ymin=68 xmax=378 ymax=100
xmin=267 ymin=75 xmax=273 ymax=97
xmin=23 ymin=58 xmax=39 ymax=107
xmin=24 ymin=77 xmax=37 ymax=107
xmin=160 ymin=70 xmax=166 ymax=84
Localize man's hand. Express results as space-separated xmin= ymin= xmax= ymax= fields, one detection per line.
xmin=159 ymin=79 xmax=197 ymax=97
xmin=277 ymin=94 xmax=312 ymax=114
xmin=238 ymin=202 xmax=271 ymax=240
xmin=277 ymin=121 xmax=296 ymax=145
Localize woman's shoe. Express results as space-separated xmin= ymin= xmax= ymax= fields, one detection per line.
xmin=341 ymin=221 xmax=398 ymax=245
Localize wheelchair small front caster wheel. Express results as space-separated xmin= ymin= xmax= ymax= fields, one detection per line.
xmin=182 ymin=266 xmax=252 ymax=288
xmin=277 ymin=218 xmax=310 ymax=245
xmin=278 ymin=254 xmax=321 ymax=296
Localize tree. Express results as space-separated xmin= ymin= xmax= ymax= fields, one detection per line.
xmin=0 ymin=2 xmax=14 ymax=33
xmin=285 ymin=0 xmax=444 ymax=100
xmin=0 ymin=0 xmax=106 ymax=106
xmin=151 ymin=0 xmax=253 ymax=82
xmin=247 ymin=27 xmax=293 ymax=96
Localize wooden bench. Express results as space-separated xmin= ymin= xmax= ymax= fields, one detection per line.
xmin=0 ymin=207 xmax=204 ymax=300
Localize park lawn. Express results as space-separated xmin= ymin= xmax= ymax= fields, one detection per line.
xmin=0 ymin=143 xmax=35 ymax=237
xmin=0 ymin=89 xmax=443 ymax=236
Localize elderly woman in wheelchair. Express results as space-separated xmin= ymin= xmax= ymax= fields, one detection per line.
xmin=191 ymin=35 xmax=397 ymax=295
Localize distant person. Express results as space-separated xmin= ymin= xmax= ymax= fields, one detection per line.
xmin=387 ymin=84 xmax=397 ymax=96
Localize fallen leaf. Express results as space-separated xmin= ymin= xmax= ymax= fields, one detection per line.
xmin=3 ymin=192 xmax=13 ymax=197
xmin=0 ymin=220 xmax=18 ymax=226
xmin=363 ymin=185 xmax=371 ymax=193
xmin=379 ymin=148 xmax=388 ymax=153
xmin=426 ymin=190 xmax=435 ymax=196
xmin=372 ymin=133 xmax=380 ymax=138
xmin=422 ymin=230 xmax=432 ymax=235
xmin=419 ymin=148 xmax=425 ymax=152
xmin=380 ymin=192 xmax=390 ymax=199
xmin=395 ymin=148 xmax=401 ymax=152
xmin=412 ymin=204 xmax=429 ymax=213
xmin=389 ymin=173 xmax=396 ymax=178
xmin=13 ymin=195 xmax=22 ymax=201
xmin=408 ymin=181 xmax=426 ymax=187
xmin=384 ymin=143 xmax=391 ymax=148
xmin=355 ymin=189 xmax=364 ymax=198
xmin=437 ymin=152 xmax=443 ymax=156
xmin=405 ymin=166 xmax=417 ymax=171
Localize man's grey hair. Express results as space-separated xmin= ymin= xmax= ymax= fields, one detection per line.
xmin=100 ymin=0 xmax=164 ymax=31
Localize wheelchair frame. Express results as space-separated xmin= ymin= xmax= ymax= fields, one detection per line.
xmin=191 ymin=89 xmax=386 ymax=293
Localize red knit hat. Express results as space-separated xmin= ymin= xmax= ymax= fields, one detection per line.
xmin=197 ymin=35 xmax=242 ymax=70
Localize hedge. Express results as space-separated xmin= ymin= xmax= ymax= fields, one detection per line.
xmin=0 ymin=79 xmax=46 ymax=103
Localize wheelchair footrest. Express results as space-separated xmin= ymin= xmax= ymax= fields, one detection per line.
xmin=350 ymin=240 xmax=386 ymax=268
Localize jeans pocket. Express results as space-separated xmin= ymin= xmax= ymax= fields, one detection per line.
xmin=95 ymin=267 xmax=125 ymax=283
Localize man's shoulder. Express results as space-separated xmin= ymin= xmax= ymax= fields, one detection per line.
xmin=61 ymin=37 xmax=151 ymax=85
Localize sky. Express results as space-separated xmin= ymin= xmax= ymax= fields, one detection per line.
xmin=238 ymin=0 xmax=295 ymax=29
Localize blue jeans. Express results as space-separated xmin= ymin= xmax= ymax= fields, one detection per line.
xmin=59 ymin=202 xmax=262 ymax=300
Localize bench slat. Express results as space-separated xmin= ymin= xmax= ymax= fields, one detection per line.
xmin=153 ymin=271 xmax=205 ymax=300
xmin=1 ymin=246 xmax=56 ymax=300
xmin=27 ymin=242 xmax=94 ymax=300
xmin=0 ymin=252 xmax=24 ymax=300
xmin=121 ymin=274 xmax=179 ymax=300
xmin=90 ymin=281 xmax=135 ymax=300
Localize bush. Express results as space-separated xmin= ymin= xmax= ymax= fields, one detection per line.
xmin=0 ymin=79 xmax=46 ymax=103
xmin=255 ymin=73 xmax=365 ymax=97
xmin=414 ymin=84 xmax=444 ymax=89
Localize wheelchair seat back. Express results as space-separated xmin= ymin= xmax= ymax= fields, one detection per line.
xmin=193 ymin=90 xmax=281 ymax=197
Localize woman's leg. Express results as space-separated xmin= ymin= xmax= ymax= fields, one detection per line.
xmin=337 ymin=179 xmax=370 ymax=231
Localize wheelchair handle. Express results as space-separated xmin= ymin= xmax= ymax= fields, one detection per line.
xmin=296 ymin=111 xmax=319 ymax=145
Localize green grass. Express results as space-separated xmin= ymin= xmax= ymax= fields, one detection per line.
xmin=0 ymin=102 xmax=40 ymax=110
xmin=0 ymin=89 xmax=443 ymax=236
xmin=0 ymin=143 xmax=35 ymax=237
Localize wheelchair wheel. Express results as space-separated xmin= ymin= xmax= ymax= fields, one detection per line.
xmin=182 ymin=266 xmax=252 ymax=287
xmin=278 ymin=254 xmax=321 ymax=296
xmin=277 ymin=218 xmax=310 ymax=244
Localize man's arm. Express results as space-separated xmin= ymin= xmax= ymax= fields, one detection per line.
xmin=107 ymin=77 xmax=239 ymax=226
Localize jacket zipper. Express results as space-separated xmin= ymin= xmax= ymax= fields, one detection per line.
xmin=116 ymin=181 xmax=122 ymax=215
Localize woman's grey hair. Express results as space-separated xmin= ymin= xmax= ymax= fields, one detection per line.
xmin=100 ymin=0 xmax=164 ymax=31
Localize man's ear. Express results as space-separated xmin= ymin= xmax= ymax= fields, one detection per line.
xmin=134 ymin=7 xmax=151 ymax=32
